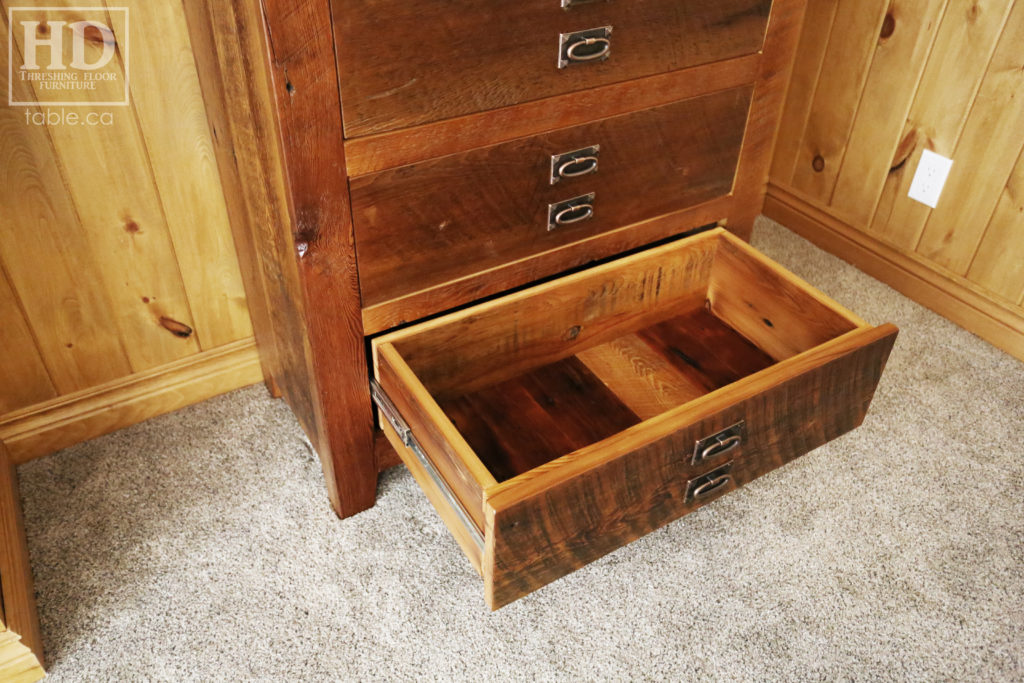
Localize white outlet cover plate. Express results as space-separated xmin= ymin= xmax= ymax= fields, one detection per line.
xmin=908 ymin=149 xmax=954 ymax=209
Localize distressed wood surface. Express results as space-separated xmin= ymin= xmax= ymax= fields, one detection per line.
xmin=352 ymin=89 xmax=752 ymax=308
xmin=484 ymin=324 xmax=897 ymax=609
xmin=769 ymin=0 xmax=1024 ymax=361
xmin=332 ymin=0 xmax=771 ymax=137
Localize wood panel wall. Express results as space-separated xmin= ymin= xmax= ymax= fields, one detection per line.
xmin=0 ymin=0 xmax=263 ymax=461
xmin=767 ymin=0 xmax=1024 ymax=361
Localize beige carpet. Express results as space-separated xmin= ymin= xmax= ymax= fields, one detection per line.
xmin=18 ymin=218 xmax=1024 ymax=680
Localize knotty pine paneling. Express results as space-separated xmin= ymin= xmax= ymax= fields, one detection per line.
xmin=0 ymin=1 xmax=260 ymax=450
xmin=768 ymin=0 xmax=1024 ymax=361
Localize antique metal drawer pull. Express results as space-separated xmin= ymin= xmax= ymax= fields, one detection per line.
xmin=685 ymin=461 xmax=735 ymax=504
xmin=559 ymin=27 xmax=612 ymax=68
xmin=548 ymin=193 xmax=596 ymax=230
xmin=550 ymin=145 xmax=600 ymax=184
xmin=692 ymin=421 xmax=746 ymax=465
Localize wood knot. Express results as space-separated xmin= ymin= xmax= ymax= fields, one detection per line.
xmin=812 ymin=155 xmax=826 ymax=173
xmin=880 ymin=13 xmax=896 ymax=39
xmin=159 ymin=316 xmax=193 ymax=338
xmin=124 ymin=219 xmax=140 ymax=234
xmin=563 ymin=325 xmax=582 ymax=341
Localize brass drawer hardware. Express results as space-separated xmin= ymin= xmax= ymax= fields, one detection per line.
xmin=685 ymin=461 xmax=735 ymax=504
xmin=370 ymin=380 xmax=485 ymax=553
xmin=548 ymin=193 xmax=596 ymax=231
xmin=559 ymin=27 xmax=612 ymax=68
xmin=550 ymin=145 xmax=601 ymax=184
xmin=692 ymin=421 xmax=746 ymax=465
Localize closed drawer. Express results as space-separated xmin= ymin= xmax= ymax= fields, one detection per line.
xmin=353 ymin=87 xmax=752 ymax=310
xmin=332 ymin=0 xmax=772 ymax=136
xmin=371 ymin=229 xmax=898 ymax=609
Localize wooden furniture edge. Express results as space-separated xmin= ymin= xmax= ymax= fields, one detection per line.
xmin=0 ymin=441 xmax=45 ymax=671
xmin=0 ymin=339 xmax=263 ymax=463
xmin=486 ymin=324 xmax=897 ymax=507
xmin=764 ymin=184 xmax=1024 ymax=361
xmin=728 ymin=0 xmax=809 ymax=241
xmin=344 ymin=55 xmax=762 ymax=176
xmin=184 ymin=0 xmax=379 ymax=518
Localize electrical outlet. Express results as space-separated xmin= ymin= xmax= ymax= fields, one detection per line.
xmin=908 ymin=150 xmax=954 ymax=209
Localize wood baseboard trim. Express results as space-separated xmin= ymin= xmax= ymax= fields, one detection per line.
xmin=764 ymin=185 xmax=1024 ymax=362
xmin=0 ymin=339 xmax=265 ymax=464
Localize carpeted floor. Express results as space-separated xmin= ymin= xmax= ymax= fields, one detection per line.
xmin=18 ymin=218 xmax=1024 ymax=680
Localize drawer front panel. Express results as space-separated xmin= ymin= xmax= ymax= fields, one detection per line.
xmin=332 ymin=0 xmax=772 ymax=136
xmin=352 ymin=87 xmax=753 ymax=309
xmin=484 ymin=325 xmax=898 ymax=609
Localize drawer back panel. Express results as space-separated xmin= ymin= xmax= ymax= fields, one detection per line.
xmin=332 ymin=0 xmax=772 ymax=137
xmin=352 ymin=87 xmax=753 ymax=309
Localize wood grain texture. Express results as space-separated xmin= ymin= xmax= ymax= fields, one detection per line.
xmin=123 ymin=0 xmax=253 ymax=351
xmin=361 ymin=201 xmax=733 ymax=335
xmin=332 ymin=0 xmax=771 ymax=136
xmin=0 ymin=631 xmax=45 ymax=683
xmin=376 ymin=343 xmax=495 ymax=531
xmin=376 ymin=231 xmax=723 ymax=400
xmin=727 ymin=0 xmax=809 ymax=239
xmin=765 ymin=185 xmax=1024 ymax=361
xmin=914 ymin=0 xmax=1024 ymax=274
xmin=770 ymin=0 xmax=1024 ymax=360
xmin=353 ymin=89 xmax=752 ymax=308
xmin=5 ymin=2 xmax=202 ymax=371
xmin=870 ymin=0 xmax=1014 ymax=250
xmin=0 ymin=440 xmax=44 ymax=666
xmin=483 ymin=324 xmax=897 ymax=609
xmin=441 ymin=357 xmax=640 ymax=482
xmin=1 ymin=1 xmax=259 ymax=451
xmin=344 ymin=56 xmax=762 ymax=177
xmin=263 ymin=0 xmax=378 ymax=517
xmin=0 ymin=266 xmax=56 ymax=414
xmin=0 ymin=339 xmax=262 ymax=463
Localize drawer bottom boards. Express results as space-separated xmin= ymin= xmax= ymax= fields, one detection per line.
xmin=371 ymin=229 xmax=897 ymax=609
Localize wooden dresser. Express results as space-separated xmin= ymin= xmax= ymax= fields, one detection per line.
xmin=187 ymin=0 xmax=897 ymax=608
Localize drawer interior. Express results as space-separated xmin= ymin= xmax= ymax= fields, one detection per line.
xmin=377 ymin=229 xmax=863 ymax=484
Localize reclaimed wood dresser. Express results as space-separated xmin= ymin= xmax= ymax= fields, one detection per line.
xmin=186 ymin=0 xmax=897 ymax=608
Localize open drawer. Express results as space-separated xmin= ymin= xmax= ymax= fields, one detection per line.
xmin=370 ymin=228 xmax=897 ymax=610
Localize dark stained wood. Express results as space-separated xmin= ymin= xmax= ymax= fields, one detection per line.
xmin=352 ymin=89 xmax=752 ymax=308
xmin=361 ymin=201 xmax=732 ymax=335
xmin=637 ymin=308 xmax=776 ymax=392
xmin=331 ymin=0 xmax=772 ymax=136
xmin=484 ymin=323 xmax=898 ymax=609
xmin=185 ymin=0 xmax=377 ymax=518
xmin=728 ymin=0 xmax=808 ymax=240
xmin=0 ymin=440 xmax=44 ymax=665
xmin=441 ymin=357 xmax=640 ymax=482
xmin=344 ymin=56 xmax=762 ymax=177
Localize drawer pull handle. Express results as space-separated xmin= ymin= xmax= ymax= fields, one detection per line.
xmin=559 ymin=27 xmax=612 ymax=68
xmin=558 ymin=156 xmax=600 ymax=179
xmin=691 ymin=474 xmax=732 ymax=500
xmin=555 ymin=204 xmax=593 ymax=225
xmin=700 ymin=434 xmax=742 ymax=462
xmin=685 ymin=461 xmax=735 ymax=504
xmin=548 ymin=192 xmax=595 ymax=231
xmin=566 ymin=37 xmax=611 ymax=63
xmin=550 ymin=145 xmax=600 ymax=184
xmin=692 ymin=421 xmax=746 ymax=465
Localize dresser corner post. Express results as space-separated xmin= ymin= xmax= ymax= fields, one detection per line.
xmin=730 ymin=0 xmax=810 ymax=241
xmin=186 ymin=0 xmax=378 ymax=518
xmin=260 ymin=0 xmax=378 ymax=518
